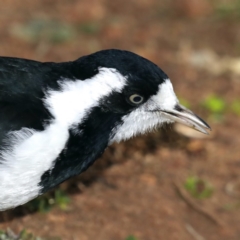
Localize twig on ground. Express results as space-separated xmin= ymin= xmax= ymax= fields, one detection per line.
xmin=173 ymin=181 xmax=224 ymax=226
xmin=185 ymin=223 xmax=206 ymax=240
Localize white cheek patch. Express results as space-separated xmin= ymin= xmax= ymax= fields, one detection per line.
xmin=110 ymin=107 xmax=173 ymax=143
xmin=0 ymin=68 xmax=126 ymax=210
xmin=111 ymin=78 xmax=178 ymax=143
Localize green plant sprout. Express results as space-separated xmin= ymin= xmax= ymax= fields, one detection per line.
xmin=54 ymin=189 xmax=71 ymax=210
xmin=0 ymin=229 xmax=61 ymax=240
xmin=78 ymin=22 xmax=100 ymax=34
xmin=223 ymin=201 xmax=240 ymax=211
xmin=202 ymin=95 xmax=226 ymax=121
xmin=125 ymin=236 xmax=138 ymax=240
xmin=202 ymin=95 xmax=240 ymax=119
xmin=230 ymin=100 xmax=240 ymax=116
xmin=184 ymin=176 xmax=214 ymax=199
xmin=25 ymin=189 xmax=70 ymax=212
xmin=10 ymin=20 xmax=75 ymax=43
xmin=215 ymin=0 xmax=240 ymax=19
xmin=202 ymin=95 xmax=226 ymax=114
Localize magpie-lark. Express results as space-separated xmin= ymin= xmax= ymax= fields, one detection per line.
xmin=0 ymin=49 xmax=210 ymax=210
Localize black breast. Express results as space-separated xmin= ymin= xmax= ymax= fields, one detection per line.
xmin=39 ymin=106 xmax=124 ymax=193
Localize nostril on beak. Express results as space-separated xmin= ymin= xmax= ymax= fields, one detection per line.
xmin=174 ymin=104 xmax=184 ymax=112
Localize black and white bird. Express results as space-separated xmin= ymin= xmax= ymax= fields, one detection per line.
xmin=0 ymin=49 xmax=210 ymax=210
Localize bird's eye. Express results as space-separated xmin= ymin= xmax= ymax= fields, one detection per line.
xmin=129 ymin=94 xmax=144 ymax=105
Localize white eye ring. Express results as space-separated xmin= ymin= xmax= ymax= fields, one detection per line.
xmin=129 ymin=94 xmax=144 ymax=104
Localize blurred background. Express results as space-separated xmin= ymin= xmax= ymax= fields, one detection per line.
xmin=0 ymin=0 xmax=240 ymax=239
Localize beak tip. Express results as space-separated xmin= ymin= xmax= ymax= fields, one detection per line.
xmin=196 ymin=127 xmax=210 ymax=135
xmin=204 ymin=130 xmax=210 ymax=135
xmin=160 ymin=104 xmax=211 ymax=135
xmin=203 ymin=123 xmax=212 ymax=133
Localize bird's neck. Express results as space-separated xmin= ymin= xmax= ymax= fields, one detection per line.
xmin=39 ymin=107 xmax=123 ymax=193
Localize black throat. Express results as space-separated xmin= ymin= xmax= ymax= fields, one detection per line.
xmin=39 ymin=106 xmax=123 ymax=193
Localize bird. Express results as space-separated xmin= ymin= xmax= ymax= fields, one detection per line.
xmin=0 ymin=49 xmax=210 ymax=211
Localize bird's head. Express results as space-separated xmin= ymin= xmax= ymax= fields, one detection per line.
xmin=71 ymin=49 xmax=210 ymax=144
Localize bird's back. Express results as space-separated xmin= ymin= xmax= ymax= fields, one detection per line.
xmin=0 ymin=57 xmax=75 ymax=144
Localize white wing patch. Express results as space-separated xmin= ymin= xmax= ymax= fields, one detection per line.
xmin=0 ymin=68 xmax=126 ymax=210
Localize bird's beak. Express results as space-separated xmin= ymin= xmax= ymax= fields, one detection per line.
xmin=161 ymin=104 xmax=211 ymax=134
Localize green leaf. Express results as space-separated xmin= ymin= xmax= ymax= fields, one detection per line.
xmin=10 ymin=19 xmax=76 ymax=43
xmin=24 ymin=189 xmax=70 ymax=212
xmin=202 ymin=96 xmax=226 ymax=114
xmin=78 ymin=22 xmax=100 ymax=34
xmin=184 ymin=176 xmax=214 ymax=199
xmin=231 ymin=100 xmax=240 ymax=115
xmin=125 ymin=236 xmax=138 ymax=240
xmin=54 ymin=190 xmax=70 ymax=210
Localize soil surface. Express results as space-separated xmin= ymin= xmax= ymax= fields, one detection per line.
xmin=0 ymin=0 xmax=240 ymax=239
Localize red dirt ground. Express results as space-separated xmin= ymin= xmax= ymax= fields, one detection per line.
xmin=0 ymin=0 xmax=240 ymax=239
